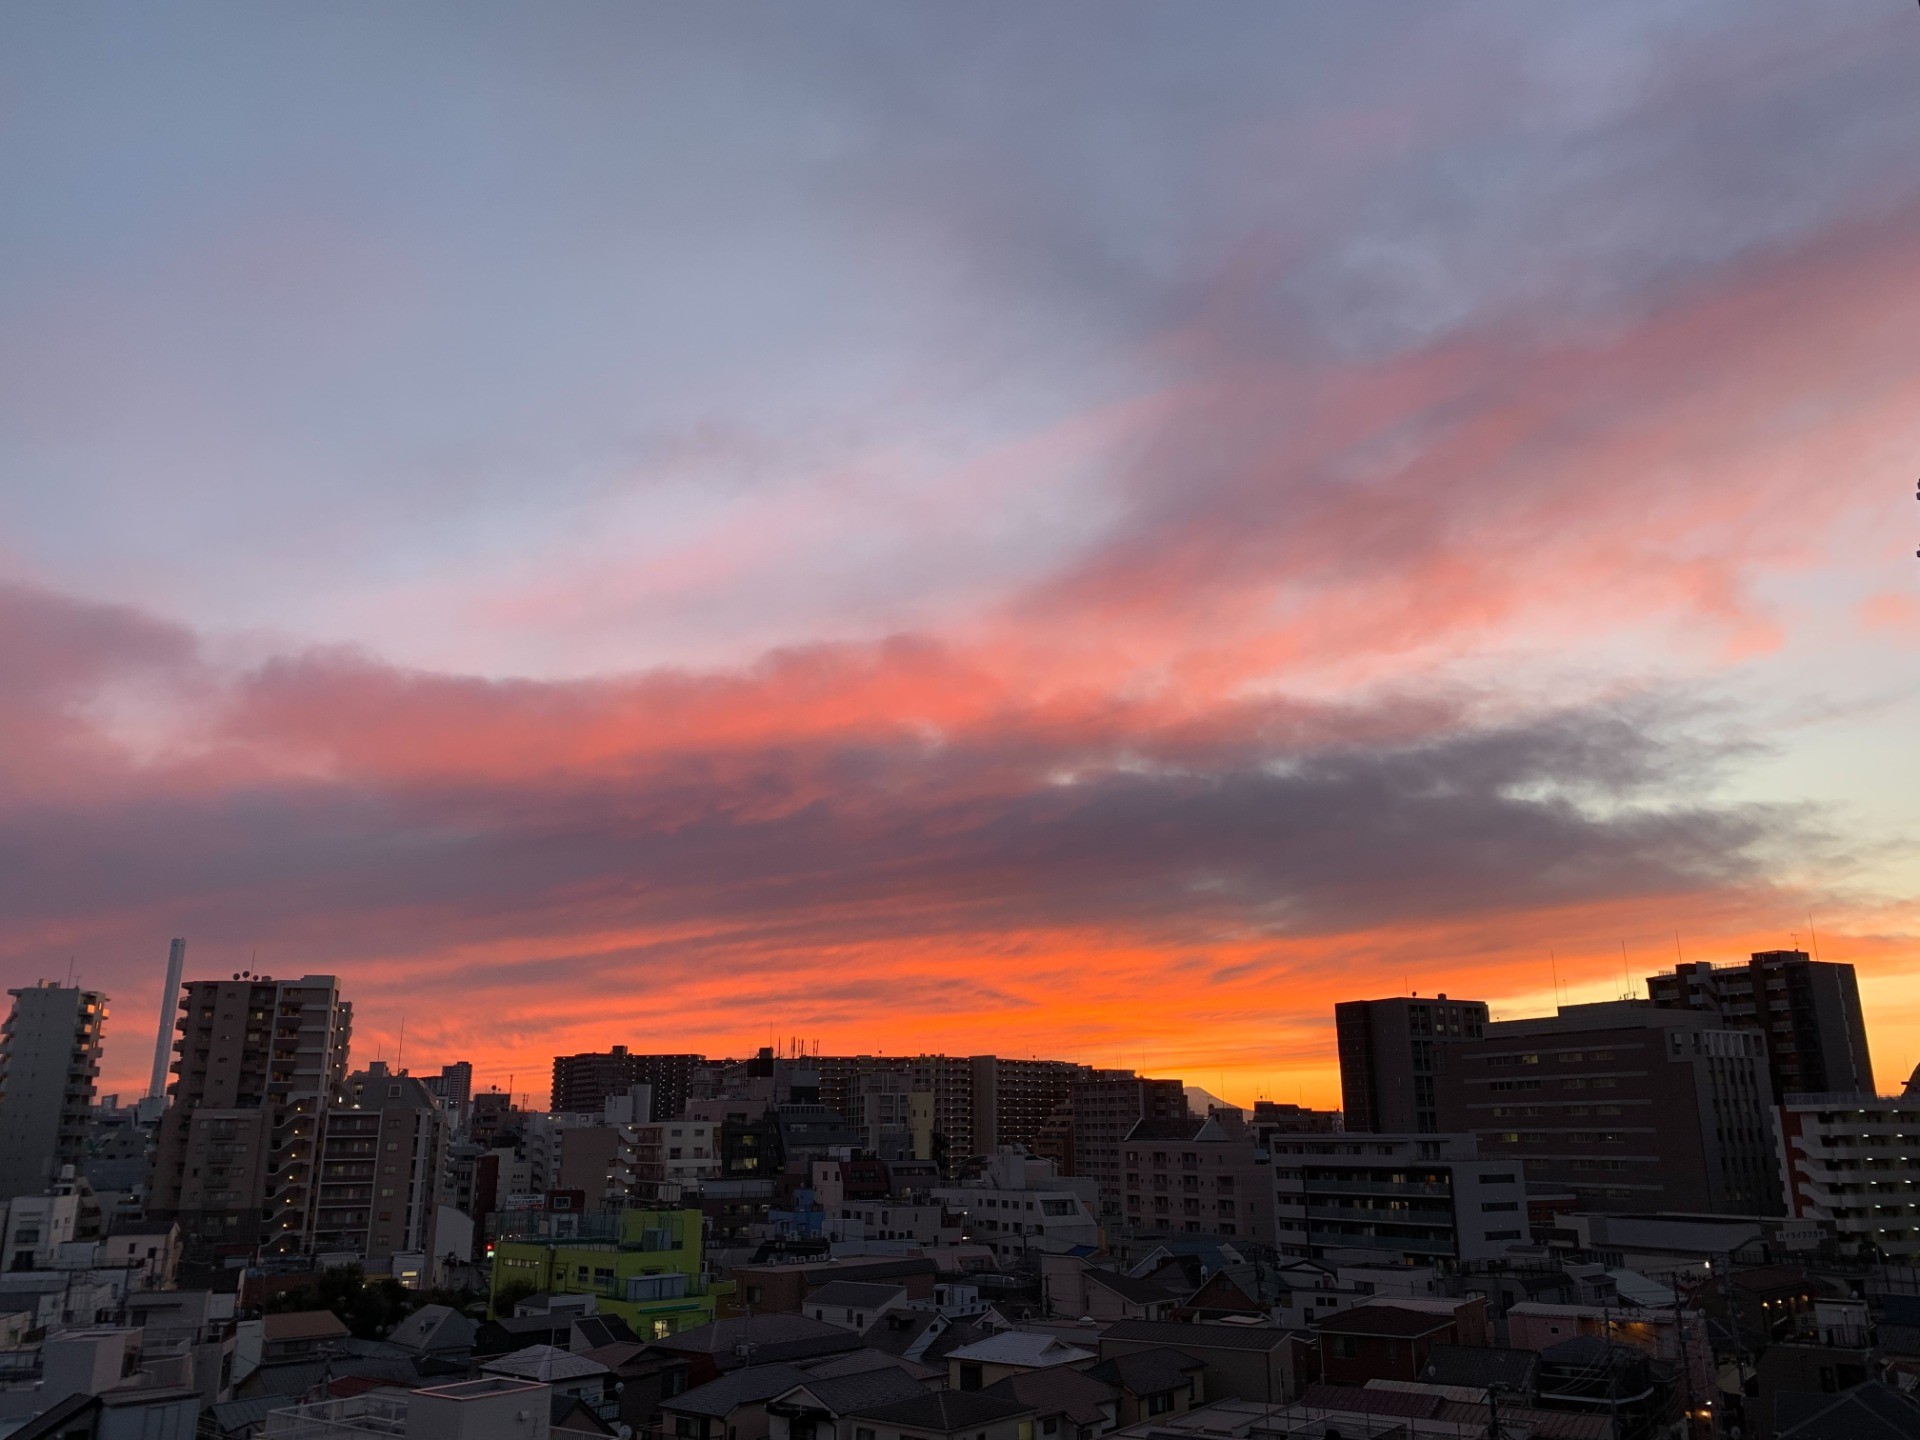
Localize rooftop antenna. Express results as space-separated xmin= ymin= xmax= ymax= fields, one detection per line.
xmin=1808 ymin=913 xmax=1822 ymax=962
xmin=1621 ymin=941 xmax=1631 ymax=1000
xmin=396 ymin=1015 xmax=406 ymax=1071
xmin=66 ymin=956 xmax=75 ymax=987
xmin=1550 ymin=950 xmax=1562 ymax=1009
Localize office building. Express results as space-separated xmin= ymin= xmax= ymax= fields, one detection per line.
xmin=1070 ymin=1071 xmax=1188 ymax=1219
xmin=1269 ymin=1131 xmax=1526 ymax=1267
xmin=551 ymin=1048 xmax=702 ymax=1120
xmin=1777 ymin=1091 xmax=1920 ymax=1261
xmin=1336 ymin=995 xmax=1488 ymax=1134
xmin=1120 ymin=1114 xmax=1275 ymax=1243
xmin=0 ymin=983 xmax=107 ymax=1201
xmin=311 ymin=1062 xmax=450 ymax=1273
xmin=1647 ymin=949 xmax=1874 ymax=1098
xmin=1435 ymin=1000 xmax=1782 ymax=1215
xmin=150 ymin=973 xmax=354 ymax=1255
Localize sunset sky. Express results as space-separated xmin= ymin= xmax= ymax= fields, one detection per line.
xmin=4 ymin=3 xmax=1919 ymax=1110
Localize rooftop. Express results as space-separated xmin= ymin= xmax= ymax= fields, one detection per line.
xmin=945 ymin=1331 xmax=1096 ymax=1368
xmin=847 ymin=1389 xmax=1035 ymax=1431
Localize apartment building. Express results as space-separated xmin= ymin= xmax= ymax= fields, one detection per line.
xmin=550 ymin=1048 xmax=703 ymax=1120
xmin=1647 ymin=950 xmax=1875 ymax=1099
xmin=1119 ymin=1116 xmax=1274 ymax=1244
xmin=1269 ymin=1131 xmax=1526 ymax=1267
xmin=0 ymin=984 xmax=107 ymax=1201
xmin=311 ymin=1063 xmax=449 ymax=1273
xmin=1336 ymin=995 xmax=1488 ymax=1134
xmin=1071 ymin=1071 xmax=1187 ymax=1219
xmin=628 ymin=1119 xmax=721 ymax=1202
xmin=934 ymin=1150 xmax=1101 ymax=1260
xmin=1777 ymin=1091 xmax=1920 ymax=1260
xmin=150 ymin=974 xmax=353 ymax=1256
xmin=1435 ymin=1001 xmax=1783 ymax=1215
xmin=972 ymin=1058 xmax=1087 ymax=1153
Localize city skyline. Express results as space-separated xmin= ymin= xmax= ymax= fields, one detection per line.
xmin=4 ymin=4 xmax=1919 ymax=1108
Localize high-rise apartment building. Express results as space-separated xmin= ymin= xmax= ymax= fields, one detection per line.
xmin=972 ymin=1057 xmax=1087 ymax=1153
xmin=1336 ymin=995 xmax=1488 ymax=1134
xmin=312 ymin=1062 xmax=449 ymax=1270
xmin=550 ymin=1048 xmax=702 ymax=1120
xmin=1070 ymin=1070 xmax=1188 ymax=1219
xmin=1435 ymin=1001 xmax=1782 ymax=1215
xmin=150 ymin=974 xmax=353 ymax=1255
xmin=0 ymin=984 xmax=107 ymax=1201
xmin=1647 ymin=950 xmax=1874 ymax=1099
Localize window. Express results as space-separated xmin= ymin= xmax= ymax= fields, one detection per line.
xmin=1481 ymin=1201 xmax=1518 ymax=1212
xmin=959 ymin=1363 xmax=984 ymax=1391
xmin=1147 ymin=1394 xmax=1174 ymax=1416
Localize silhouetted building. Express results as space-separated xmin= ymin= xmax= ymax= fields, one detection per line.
xmin=1337 ymin=995 xmax=1488 ymax=1134
xmin=551 ymin=1047 xmax=702 ymax=1120
xmin=1435 ymin=1000 xmax=1782 ymax=1215
xmin=0 ymin=983 xmax=107 ymax=1201
xmin=1071 ymin=1071 xmax=1188 ymax=1218
xmin=149 ymin=973 xmax=353 ymax=1255
xmin=1647 ymin=950 xmax=1873 ymax=1098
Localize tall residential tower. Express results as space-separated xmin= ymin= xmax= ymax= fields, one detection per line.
xmin=0 ymin=984 xmax=107 ymax=1201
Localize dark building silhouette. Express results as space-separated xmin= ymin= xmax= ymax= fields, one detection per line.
xmin=550 ymin=1047 xmax=703 ymax=1120
xmin=1337 ymin=995 xmax=1489 ymax=1134
xmin=1646 ymin=949 xmax=1873 ymax=1098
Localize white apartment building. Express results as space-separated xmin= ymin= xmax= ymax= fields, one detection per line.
xmin=1778 ymin=1093 xmax=1920 ymax=1260
xmin=1270 ymin=1132 xmax=1528 ymax=1268
xmin=934 ymin=1149 xmax=1100 ymax=1260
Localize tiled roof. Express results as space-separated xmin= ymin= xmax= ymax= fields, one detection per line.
xmin=263 ymin=1310 xmax=350 ymax=1342
xmin=773 ymin=1367 xmax=930 ymax=1415
xmin=1086 ymin=1270 xmax=1184 ymax=1305
xmin=1299 ymin=1384 xmax=1441 ymax=1418
xmin=481 ymin=1344 xmax=612 ymax=1383
xmin=1088 ymin=1347 xmax=1204 ymax=1397
xmin=666 ymin=1364 xmax=813 ymax=1417
xmin=847 ymin=1389 xmax=1035 ymax=1431
xmin=945 ymin=1331 xmax=1096 ymax=1368
xmin=1101 ymin=1318 xmax=1297 ymax=1352
xmin=983 ymin=1367 xmax=1117 ymax=1426
xmin=806 ymin=1281 xmax=908 ymax=1308
xmin=1313 ymin=1305 xmax=1454 ymax=1338
xmin=1776 ymin=1382 xmax=1920 ymax=1440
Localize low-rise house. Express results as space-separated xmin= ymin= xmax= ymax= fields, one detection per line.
xmin=764 ymin=1368 xmax=932 ymax=1440
xmin=1086 ymin=1348 xmax=1205 ymax=1425
xmin=946 ymin=1332 xmax=1096 ymax=1391
xmin=480 ymin=1345 xmax=614 ymax=1420
xmin=982 ymin=1367 xmax=1118 ymax=1440
xmin=656 ymin=1315 xmax=865 ymax=1373
xmin=844 ymin=1389 xmax=1035 ymax=1440
xmin=260 ymin=1311 xmax=349 ymax=1365
xmin=662 ymin=1363 xmax=812 ymax=1440
xmin=1097 ymin=1320 xmax=1306 ymax=1407
xmin=803 ymin=1283 xmax=911 ymax=1333
xmin=1313 ymin=1305 xmax=1465 ymax=1386
xmin=577 ymin=1343 xmax=696 ymax=1433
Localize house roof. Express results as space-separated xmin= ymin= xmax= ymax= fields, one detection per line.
xmin=801 ymin=1350 xmax=942 ymax=1383
xmin=1100 ymin=1319 xmax=1297 ymax=1352
xmin=983 ymin=1367 xmax=1116 ymax=1426
xmin=1419 ymin=1344 xmax=1538 ymax=1392
xmin=666 ymin=1363 xmax=814 ymax=1418
xmin=945 ymin=1330 xmax=1097 ymax=1368
xmin=861 ymin=1309 xmax=945 ymax=1355
xmin=1881 ymin=1325 xmax=1920 ymax=1357
xmin=657 ymin=1314 xmax=862 ymax=1368
xmin=1085 ymin=1270 xmax=1183 ymax=1306
xmin=388 ymin=1304 xmax=478 ymax=1354
xmin=806 ymin=1280 xmax=908 ymax=1309
xmin=847 ymin=1389 xmax=1035 ymax=1432
xmin=264 ymin=1310 xmax=351 ymax=1342
xmin=570 ymin=1315 xmax=640 ymax=1350
xmin=482 ymin=1344 xmax=611 ymax=1383
xmin=1314 ymin=1305 xmax=1455 ymax=1338
xmin=1087 ymin=1347 xmax=1204 ymax=1397
xmin=772 ymin=1367 xmax=930 ymax=1416
xmin=1776 ymin=1382 xmax=1920 ymax=1440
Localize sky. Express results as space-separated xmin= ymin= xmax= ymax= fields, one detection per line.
xmin=3 ymin=2 xmax=1919 ymax=1111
